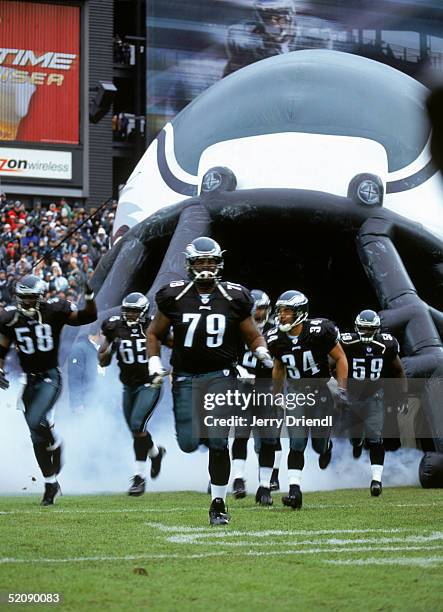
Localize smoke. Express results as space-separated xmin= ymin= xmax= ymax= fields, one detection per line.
xmin=0 ymin=373 xmax=421 ymax=496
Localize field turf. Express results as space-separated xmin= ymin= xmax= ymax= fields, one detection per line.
xmin=0 ymin=487 xmax=442 ymax=611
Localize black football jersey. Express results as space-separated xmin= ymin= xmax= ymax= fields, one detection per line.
xmin=340 ymin=331 xmax=400 ymax=399
xmin=0 ymin=298 xmax=76 ymax=373
xmin=266 ymin=318 xmax=339 ymax=380
xmin=156 ymin=280 xmax=253 ymax=374
xmin=238 ymin=322 xmax=273 ymax=379
xmin=101 ymin=316 xmax=150 ymax=385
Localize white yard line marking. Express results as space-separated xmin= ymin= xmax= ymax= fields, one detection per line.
xmin=0 ymin=507 xmax=200 ymax=516
xmin=301 ymin=502 xmax=443 ymax=509
xmin=325 ymin=556 xmax=443 ymax=567
xmin=146 ymin=523 xmax=411 ymax=537
xmin=166 ymin=533 xmax=443 ymax=546
xmin=1 ymin=545 xmax=442 ymax=565
xmin=0 ymin=501 xmax=441 ymax=516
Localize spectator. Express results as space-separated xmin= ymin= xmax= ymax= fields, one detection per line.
xmin=51 ymin=261 xmax=69 ymax=293
xmin=15 ymin=255 xmax=32 ymax=276
xmin=0 ymin=269 xmax=12 ymax=305
xmin=0 ymin=192 xmax=113 ymax=308
xmin=96 ymin=226 xmax=109 ymax=249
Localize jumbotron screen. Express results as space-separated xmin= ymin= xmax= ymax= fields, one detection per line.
xmin=146 ymin=0 xmax=443 ymax=143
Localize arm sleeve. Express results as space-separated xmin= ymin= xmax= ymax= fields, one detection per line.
xmin=322 ymin=320 xmax=341 ymax=354
xmin=155 ymin=285 xmax=175 ymax=317
xmin=236 ymin=287 xmax=254 ymax=321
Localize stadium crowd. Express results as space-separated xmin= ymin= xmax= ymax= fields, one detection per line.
xmin=0 ymin=191 xmax=117 ymax=308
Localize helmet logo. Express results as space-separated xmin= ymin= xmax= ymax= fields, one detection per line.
xmin=358 ymin=180 xmax=381 ymax=205
xmin=201 ymin=170 xmax=222 ymax=193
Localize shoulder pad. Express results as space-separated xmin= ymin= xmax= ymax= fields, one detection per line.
xmin=340 ymin=332 xmax=355 ymax=342
xmin=380 ymin=333 xmax=394 ymax=341
xmin=266 ymin=326 xmax=279 ymax=336
xmin=266 ymin=328 xmax=279 ymax=343
xmin=224 ymin=281 xmax=244 ymax=292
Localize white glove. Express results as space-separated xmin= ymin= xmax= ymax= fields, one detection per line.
xmin=254 ymin=346 xmax=274 ymax=369
xmin=148 ymin=356 xmax=168 ymax=386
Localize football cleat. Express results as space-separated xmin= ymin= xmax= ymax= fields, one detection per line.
xmin=255 ymin=486 xmax=273 ymax=506
xmin=319 ymin=440 xmax=333 ymax=469
xmin=41 ymin=482 xmax=60 ymax=506
xmin=150 ymin=446 xmax=166 ymax=479
xmin=233 ymin=477 xmax=246 ymax=499
xmin=270 ymin=469 xmax=280 ymax=491
xmin=128 ymin=475 xmax=146 ymax=496
xmin=282 ymin=484 xmax=303 ymax=510
xmin=370 ymin=480 xmax=383 ymax=497
xmin=352 ymin=442 xmax=363 ymax=459
xmin=209 ymin=497 xmax=230 ymax=525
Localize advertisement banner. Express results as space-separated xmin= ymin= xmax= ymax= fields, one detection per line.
xmin=0 ymin=1 xmax=80 ymax=145
xmin=0 ymin=146 xmax=72 ymax=180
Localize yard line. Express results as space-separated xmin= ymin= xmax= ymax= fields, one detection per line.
xmin=166 ymin=533 xmax=443 ymax=546
xmin=0 ymin=507 xmax=201 ymax=516
xmin=146 ymin=523 xmax=411 ymax=537
xmin=1 ymin=545 xmax=442 ymax=565
xmin=304 ymin=502 xmax=443 ymax=509
xmin=0 ymin=502 xmax=441 ymax=516
xmin=325 ymin=556 xmax=443 ymax=567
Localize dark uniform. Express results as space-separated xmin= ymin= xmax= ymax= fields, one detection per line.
xmin=0 ymin=298 xmax=76 ymax=474
xmin=340 ymin=331 xmax=400 ymax=445
xmin=155 ymin=279 xmax=253 ymax=452
xmin=234 ymin=322 xmax=274 ymax=448
xmin=238 ymin=321 xmax=274 ymax=379
xmin=266 ymin=318 xmax=339 ymax=455
xmin=101 ymin=316 xmax=161 ymax=434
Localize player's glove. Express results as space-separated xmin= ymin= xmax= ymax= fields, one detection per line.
xmin=254 ymin=346 xmax=273 ymax=369
xmin=148 ymin=356 xmax=168 ymax=387
xmin=0 ymin=368 xmax=10 ymax=390
xmin=335 ymin=387 xmax=350 ymax=409
xmin=84 ymin=282 xmax=95 ymax=301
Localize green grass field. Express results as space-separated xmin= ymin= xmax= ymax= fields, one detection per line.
xmin=0 ymin=487 xmax=442 ymax=611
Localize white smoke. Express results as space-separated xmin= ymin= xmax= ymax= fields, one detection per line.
xmin=0 ymin=370 xmax=421 ymax=495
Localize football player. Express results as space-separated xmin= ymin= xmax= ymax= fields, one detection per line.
xmin=0 ymin=274 xmax=97 ymax=505
xmin=99 ymin=292 xmax=166 ymax=496
xmin=147 ymin=237 xmax=273 ymax=525
xmin=232 ymin=289 xmax=280 ymax=505
xmin=224 ymin=0 xmax=297 ymax=76
xmin=267 ymin=290 xmax=348 ymax=510
xmin=340 ymin=309 xmax=407 ymax=496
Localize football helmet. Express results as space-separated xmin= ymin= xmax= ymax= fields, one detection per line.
xmin=355 ymin=309 xmax=381 ymax=343
xmin=121 ymin=292 xmax=150 ymax=325
xmin=185 ymin=237 xmax=224 ymax=287
xmin=275 ymin=290 xmax=308 ymax=332
xmin=251 ymin=289 xmax=271 ymax=331
xmin=254 ymin=0 xmax=295 ymax=43
xmin=15 ymin=274 xmax=46 ymax=316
